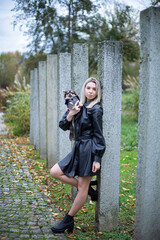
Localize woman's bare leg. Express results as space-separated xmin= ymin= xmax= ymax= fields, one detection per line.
xmin=50 ymin=163 xmax=78 ymax=188
xmin=68 ymin=176 xmax=92 ymax=217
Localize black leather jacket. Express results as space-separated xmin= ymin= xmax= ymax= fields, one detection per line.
xmin=58 ymin=101 xmax=106 ymax=177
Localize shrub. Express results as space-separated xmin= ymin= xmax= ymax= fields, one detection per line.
xmin=5 ymin=91 xmax=30 ymax=135
xmin=0 ymin=76 xmax=30 ymax=111
xmin=0 ymin=52 xmax=22 ymax=88
xmin=123 ymin=74 xmax=139 ymax=92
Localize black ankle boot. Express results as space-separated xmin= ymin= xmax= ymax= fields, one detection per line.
xmin=88 ymin=185 xmax=98 ymax=201
xmin=90 ymin=180 xmax=98 ymax=186
xmin=51 ymin=213 xmax=74 ymax=234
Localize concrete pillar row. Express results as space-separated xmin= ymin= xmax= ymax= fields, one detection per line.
xmin=30 ymin=42 xmax=123 ymax=232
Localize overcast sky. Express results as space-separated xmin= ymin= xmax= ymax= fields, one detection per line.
xmin=0 ymin=0 xmax=151 ymax=54
xmin=0 ymin=0 xmax=28 ymax=54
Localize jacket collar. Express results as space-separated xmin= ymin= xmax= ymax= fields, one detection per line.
xmin=84 ymin=100 xmax=92 ymax=107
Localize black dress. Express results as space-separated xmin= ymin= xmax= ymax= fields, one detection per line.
xmin=58 ymin=101 xmax=106 ymax=177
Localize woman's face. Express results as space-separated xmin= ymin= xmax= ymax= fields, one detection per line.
xmin=84 ymin=81 xmax=97 ymax=102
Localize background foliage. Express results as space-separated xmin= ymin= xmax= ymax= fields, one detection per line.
xmin=1 ymin=0 xmax=159 ymax=90
xmin=0 ymin=52 xmax=24 ymax=88
xmin=5 ymin=91 xmax=30 ymax=136
xmin=11 ymin=0 xmax=140 ymax=78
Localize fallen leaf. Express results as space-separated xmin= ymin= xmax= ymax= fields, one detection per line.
xmin=67 ymin=234 xmax=76 ymax=239
xmin=52 ymin=213 xmax=59 ymax=217
xmin=121 ymin=180 xmax=126 ymax=183
xmin=76 ymin=226 xmax=81 ymax=230
xmin=82 ymin=209 xmax=88 ymax=213
xmin=132 ymin=217 xmax=135 ymax=221
xmin=97 ymin=232 xmax=103 ymax=235
xmin=122 ymin=187 xmax=129 ymax=191
xmin=129 ymin=195 xmax=134 ymax=198
xmin=55 ymin=216 xmax=64 ymax=219
xmin=1 ymin=236 xmax=8 ymax=239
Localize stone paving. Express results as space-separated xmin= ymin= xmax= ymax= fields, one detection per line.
xmin=0 ymin=116 xmax=67 ymax=239
xmin=0 ymin=144 xmax=67 ymax=240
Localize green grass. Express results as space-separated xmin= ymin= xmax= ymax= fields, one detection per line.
xmin=121 ymin=91 xmax=139 ymax=122
xmin=121 ymin=116 xmax=138 ymax=151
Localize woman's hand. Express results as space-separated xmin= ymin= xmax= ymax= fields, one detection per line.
xmin=92 ymin=161 xmax=101 ymax=173
xmin=67 ymin=101 xmax=81 ymax=122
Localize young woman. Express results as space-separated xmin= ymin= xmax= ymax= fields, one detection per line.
xmin=50 ymin=77 xmax=106 ymax=234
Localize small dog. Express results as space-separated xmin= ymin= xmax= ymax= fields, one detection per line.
xmin=63 ymin=90 xmax=80 ymax=110
xmin=63 ymin=90 xmax=81 ymax=141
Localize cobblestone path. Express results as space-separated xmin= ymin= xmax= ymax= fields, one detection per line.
xmin=0 ymin=136 xmax=67 ymax=239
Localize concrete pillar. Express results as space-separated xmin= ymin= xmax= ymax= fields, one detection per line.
xmin=71 ymin=43 xmax=89 ymax=201
xmin=58 ymin=53 xmax=72 ymax=160
xmin=46 ymin=55 xmax=58 ymax=168
xmin=38 ymin=61 xmax=47 ymax=159
xmin=135 ymin=7 xmax=160 ymax=240
xmin=95 ymin=41 xmax=123 ymax=231
xmin=71 ymin=43 xmax=89 ymax=95
xmin=30 ymin=70 xmax=34 ymax=145
xmin=71 ymin=43 xmax=89 ymax=199
xmin=33 ymin=68 xmax=39 ymax=150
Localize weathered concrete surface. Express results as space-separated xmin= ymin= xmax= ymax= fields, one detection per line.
xmin=0 ymin=113 xmax=7 ymax=135
xmin=38 ymin=61 xmax=47 ymax=159
xmin=30 ymin=70 xmax=34 ymax=145
xmin=71 ymin=43 xmax=89 ymax=199
xmin=33 ymin=68 xmax=40 ymax=150
xmin=95 ymin=41 xmax=123 ymax=231
xmin=71 ymin=43 xmax=89 ymax=96
xmin=58 ymin=53 xmax=72 ymax=161
xmin=46 ymin=55 xmax=58 ymax=168
xmin=135 ymin=7 xmax=160 ymax=240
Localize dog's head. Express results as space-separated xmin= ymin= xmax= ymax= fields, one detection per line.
xmin=63 ymin=90 xmax=78 ymax=100
xmin=63 ymin=90 xmax=80 ymax=109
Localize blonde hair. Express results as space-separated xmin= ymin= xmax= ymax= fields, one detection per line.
xmin=80 ymin=77 xmax=102 ymax=108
